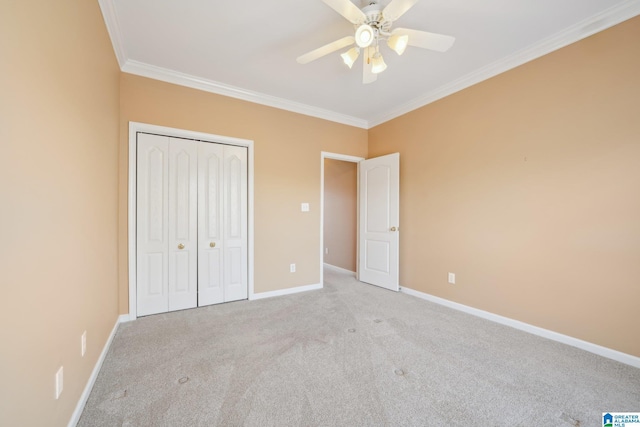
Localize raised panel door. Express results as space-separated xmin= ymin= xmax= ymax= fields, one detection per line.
xmin=358 ymin=153 xmax=399 ymax=291
xmin=223 ymin=145 xmax=248 ymax=302
xmin=168 ymin=138 xmax=198 ymax=311
xmin=197 ymin=142 xmax=224 ymax=306
xmin=137 ymin=134 xmax=170 ymax=316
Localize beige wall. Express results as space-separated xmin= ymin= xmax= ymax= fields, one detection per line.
xmin=1 ymin=4 xmax=637 ymax=425
xmin=0 ymin=1 xmax=120 ymax=426
xmin=369 ymin=17 xmax=640 ymax=357
xmin=118 ymin=74 xmax=368 ymax=312
xmin=324 ymin=159 xmax=358 ymax=271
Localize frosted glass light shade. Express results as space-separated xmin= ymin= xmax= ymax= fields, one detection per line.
xmin=355 ymin=24 xmax=374 ymax=48
xmin=387 ymin=34 xmax=408 ymax=55
xmin=371 ymin=53 xmax=387 ymax=74
xmin=340 ymin=47 xmax=360 ymax=68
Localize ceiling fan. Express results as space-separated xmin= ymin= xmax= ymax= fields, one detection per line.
xmin=296 ymin=0 xmax=455 ymax=84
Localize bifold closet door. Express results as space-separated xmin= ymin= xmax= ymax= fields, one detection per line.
xmin=197 ymin=142 xmax=224 ymax=306
xmin=222 ymin=145 xmax=248 ymax=303
xmin=167 ymin=138 xmax=198 ymax=311
xmin=198 ymin=143 xmax=248 ymax=305
xmin=137 ymin=134 xmax=169 ymax=316
xmin=137 ymin=134 xmax=198 ymax=316
xmin=137 ymin=133 xmax=247 ymax=315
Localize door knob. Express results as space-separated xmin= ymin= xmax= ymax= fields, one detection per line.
xmin=390 ymin=227 xmax=397 ymax=232
xmin=210 ymin=242 xmax=216 ymax=248
xmin=178 ymin=243 xmax=185 ymax=249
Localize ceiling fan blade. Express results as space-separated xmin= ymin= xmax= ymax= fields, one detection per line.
xmin=382 ymin=0 xmax=419 ymax=22
xmin=323 ymin=0 xmax=366 ymax=24
xmin=296 ymin=36 xmax=355 ymax=64
xmin=362 ymin=47 xmax=377 ymax=84
xmin=392 ymin=28 xmax=455 ymax=52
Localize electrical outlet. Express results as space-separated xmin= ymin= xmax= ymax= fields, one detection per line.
xmin=81 ymin=331 xmax=87 ymax=357
xmin=448 ymin=272 xmax=456 ymax=284
xmin=55 ymin=366 xmax=64 ymax=399
xmin=290 ymin=263 xmax=296 ymax=273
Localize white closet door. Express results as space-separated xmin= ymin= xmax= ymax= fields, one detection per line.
xmin=167 ymin=138 xmax=198 ymax=311
xmin=223 ymin=145 xmax=248 ymax=302
xmin=137 ymin=134 xmax=170 ymax=316
xmin=137 ymin=134 xmax=248 ymax=316
xmin=197 ymin=142 xmax=224 ymax=306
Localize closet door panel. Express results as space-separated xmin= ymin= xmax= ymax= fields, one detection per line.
xmin=223 ymin=145 xmax=248 ymax=302
xmin=198 ymin=142 xmax=224 ymax=306
xmin=168 ymin=138 xmax=198 ymax=311
xmin=136 ymin=134 xmax=169 ymax=316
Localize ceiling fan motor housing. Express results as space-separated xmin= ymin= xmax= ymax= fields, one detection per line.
xmin=360 ymin=3 xmax=392 ymax=35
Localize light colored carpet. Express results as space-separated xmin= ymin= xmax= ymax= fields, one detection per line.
xmin=78 ymin=268 xmax=640 ymax=426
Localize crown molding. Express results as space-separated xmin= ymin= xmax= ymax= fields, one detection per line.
xmin=368 ymin=0 xmax=640 ymax=128
xmin=99 ymin=0 xmax=367 ymax=128
xmin=98 ymin=0 xmax=127 ymax=68
xmin=121 ymin=60 xmax=369 ymax=129
xmin=100 ymin=0 xmax=639 ymax=129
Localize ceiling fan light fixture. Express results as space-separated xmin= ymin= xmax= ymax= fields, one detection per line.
xmin=340 ymin=47 xmax=360 ymax=68
xmin=355 ymin=24 xmax=375 ymax=48
xmin=387 ymin=34 xmax=408 ymax=55
xmin=371 ymin=53 xmax=387 ymax=74
xmin=296 ymin=0 xmax=457 ymax=84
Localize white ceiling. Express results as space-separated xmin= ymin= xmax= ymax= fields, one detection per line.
xmin=99 ymin=0 xmax=640 ymax=128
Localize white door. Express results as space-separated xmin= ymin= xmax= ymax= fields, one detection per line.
xmin=137 ymin=134 xmax=170 ymax=316
xmin=358 ymin=153 xmax=400 ymax=291
xmin=222 ymin=145 xmax=248 ymax=302
xmin=167 ymin=138 xmax=198 ymax=311
xmin=197 ymin=142 xmax=224 ymax=306
xmin=197 ymin=143 xmax=248 ymax=305
xmin=137 ymin=135 xmax=198 ymax=315
xmin=138 ymin=133 xmax=248 ymax=315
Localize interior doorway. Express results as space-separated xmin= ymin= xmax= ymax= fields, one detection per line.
xmin=320 ymin=152 xmax=364 ymax=285
xmin=320 ymin=151 xmax=400 ymax=292
xmin=323 ymin=159 xmax=357 ymax=271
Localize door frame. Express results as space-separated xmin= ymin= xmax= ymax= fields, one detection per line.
xmin=128 ymin=122 xmax=254 ymax=319
xmin=320 ymin=151 xmax=365 ymax=287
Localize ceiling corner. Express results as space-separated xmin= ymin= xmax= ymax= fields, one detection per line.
xmin=98 ymin=0 xmax=128 ymax=68
xmin=368 ymin=0 xmax=640 ymax=128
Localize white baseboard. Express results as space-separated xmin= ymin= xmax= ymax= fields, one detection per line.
xmin=118 ymin=313 xmax=135 ymax=323
xmin=400 ymin=286 xmax=640 ymax=369
xmin=68 ymin=314 xmax=130 ymax=427
xmin=251 ymin=282 xmax=322 ymax=300
xmin=323 ymin=263 xmax=356 ymax=276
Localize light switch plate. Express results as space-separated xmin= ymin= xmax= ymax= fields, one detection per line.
xmin=55 ymin=366 xmax=64 ymax=399
xmin=301 ymin=203 xmax=309 ymax=212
